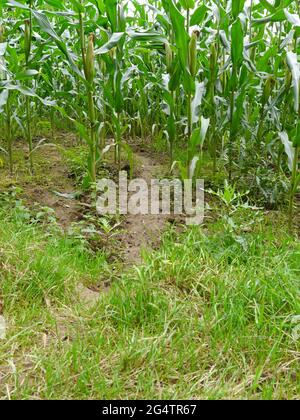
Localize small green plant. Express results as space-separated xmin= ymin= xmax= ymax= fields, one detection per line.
xmin=208 ymin=180 xmax=249 ymax=210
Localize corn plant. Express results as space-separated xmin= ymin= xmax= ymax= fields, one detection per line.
xmin=24 ymin=11 xmax=34 ymax=172
xmin=280 ymin=49 xmax=300 ymax=229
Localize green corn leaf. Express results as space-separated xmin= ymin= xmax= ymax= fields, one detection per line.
xmin=5 ymin=83 xmax=56 ymax=107
xmin=95 ymin=32 xmax=125 ymax=55
xmin=32 ymin=11 xmax=83 ymax=80
xmin=44 ymin=0 xmax=66 ymax=9
xmin=279 ymin=131 xmax=295 ymax=172
xmin=189 ymin=128 xmax=201 ymax=151
xmin=191 ymin=82 xmax=205 ymax=124
xmin=169 ymin=59 xmax=182 ymax=92
xmin=231 ymin=18 xmax=244 ymax=69
xmin=15 ymin=69 xmax=39 ymax=80
xmin=179 ymin=0 xmax=195 ymax=11
xmin=106 ymin=0 xmax=118 ymax=32
xmin=69 ymin=0 xmax=84 ymax=13
xmin=259 ymin=0 xmax=276 ymax=13
xmin=294 ymin=121 xmax=300 ymax=148
xmin=232 ymin=89 xmax=246 ymax=136
xmin=0 ymin=88 xmax=8 ymax=112
xmin=287 ymin=52 xmax=300 ymax=113
xmin=253 ymin=9 xmax=287 ymax=24
xmin=127 ymin=29 xmax=167 ymax=44
xmin=232 ymin=0 xmax=246 ymax=19
xmin=162 ymin=0 xmax=189 ymax=72
xmin=190 ymin=5 xmax=208 ymax=26
xmin=5 ymin=0 xmax=30 ymax=10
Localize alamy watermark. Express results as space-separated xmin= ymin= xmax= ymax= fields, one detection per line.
xmin=96 ymin=171 xmax=205 ymax=226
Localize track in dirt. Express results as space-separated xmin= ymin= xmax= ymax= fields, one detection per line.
xmin=6 ymin=135 xmax=179 ymax=267
xmin=118 ymin=150 xmax=173 ymax=264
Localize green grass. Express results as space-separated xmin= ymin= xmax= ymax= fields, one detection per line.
xmin=0 ymin=201 xmax=299 ymax=400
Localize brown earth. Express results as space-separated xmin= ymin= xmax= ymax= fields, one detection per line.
xmin=117 ymin=149 xmax=179 ymax=264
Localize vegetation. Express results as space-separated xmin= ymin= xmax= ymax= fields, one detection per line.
xmin=0 ymin=0 xmax=299 ymax=400
xmin=0 ymin=196 xmax=299 ymax=400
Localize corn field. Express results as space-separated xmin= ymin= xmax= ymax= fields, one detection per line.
xmin=0 ymin=0 xmax=299 ymax=219
xmin=0 ymin=0 xmax=300 ymax=401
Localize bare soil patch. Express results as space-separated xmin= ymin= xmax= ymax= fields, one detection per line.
xmin=118 ymin=150 xmax=175 ymax=264
xmin=1 ymin=134 xmax=183 ymax=268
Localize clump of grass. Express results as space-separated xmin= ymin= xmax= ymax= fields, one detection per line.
xmin=0 ymin=206 xmax=299 ymax=400
xmin=0 ymin=205 xmax=108 ymax=310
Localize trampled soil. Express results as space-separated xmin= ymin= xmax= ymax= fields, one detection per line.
xmin=0 ymin=133 xmax=181 ymax=268
xmin=117 ymin=150 xmax=172 ymax=264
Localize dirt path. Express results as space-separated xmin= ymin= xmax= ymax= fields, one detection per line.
xmin=37 ymin=143 xmax=177 ymax=265
xmin=72 ymin=149 xmax=176 ymax=306
xmin=119 ymin=150 xmax=172 ymax=264
xmin=17 ymin=136 xmax=174 ymax=262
